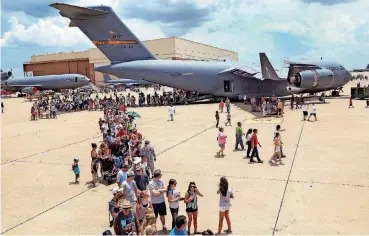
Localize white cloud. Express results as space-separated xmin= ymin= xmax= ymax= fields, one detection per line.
xmin=0 ymin=15 xmax=92 ymax=48
xmin=0 ymin=2 xmax=165 ymax=48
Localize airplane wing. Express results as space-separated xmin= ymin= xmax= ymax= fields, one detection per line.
xmin=217 ymin=64 xmax=261 ymax=78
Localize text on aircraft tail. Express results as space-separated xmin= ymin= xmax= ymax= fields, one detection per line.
xmin=50 ymin=3 xmax=157 ymax=63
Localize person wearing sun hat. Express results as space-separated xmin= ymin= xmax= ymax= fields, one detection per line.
xmin=113 ymin=199 xmax=139 ymax=235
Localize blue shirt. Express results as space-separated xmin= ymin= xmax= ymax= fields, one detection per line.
xmin=72 ymin=164 xmax=80 ymax=175
xmin=106 ymin=135 xmax=112 ymax=148
xmin=117 ymin=170 xmax=127 ymax=185
xmin=169 ymin=228 xmax=186 ymax=235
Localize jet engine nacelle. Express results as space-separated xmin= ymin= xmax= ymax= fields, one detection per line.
xmin=21 ymin=87 xmax=38 ymax=94
xmin=1 ymin=71 xmax=12 ymax=80
xmin=289 ymin=69 xmax=334 ymax=89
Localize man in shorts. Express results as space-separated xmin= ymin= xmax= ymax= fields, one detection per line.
xmin=148 ymin=169 xmax=168 ymax=232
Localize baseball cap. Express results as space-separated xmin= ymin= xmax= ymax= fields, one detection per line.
xmin=127 ymin=171 xmax=135 ymax=177
xmin=74 ymin=158 xmax=79 ymax=162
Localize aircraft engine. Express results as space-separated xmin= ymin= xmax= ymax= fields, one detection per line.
xmin=1 ymin=71 xmax=12 ymax=80
xmin=289 ymin=69 xmax=334 ymax=89
xmin=21 ymin=87 xmax=38 ymax=94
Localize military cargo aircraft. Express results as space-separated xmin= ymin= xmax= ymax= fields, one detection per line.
xmin=51 ymin=3 xmax=351 ymax=98
xmin=1 ymin=74 xmax=91 ymax=95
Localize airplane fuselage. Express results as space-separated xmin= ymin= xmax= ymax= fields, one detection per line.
xmin=2 ymin=74 xmax=90 ymax=92
xmin=97 ymin=60 xmax=290 ymax=98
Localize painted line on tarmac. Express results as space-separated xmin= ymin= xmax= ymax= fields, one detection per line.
xmin=272 ymin=121 xmax=305 ymax=235
xmin=1 ymin=188 xmax=92 ymax=234
xmin=1 ymin=135 xmax=102 ymax=166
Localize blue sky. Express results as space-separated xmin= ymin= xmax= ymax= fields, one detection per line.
xmin=1 ymin=0 xmax=369 ymax=77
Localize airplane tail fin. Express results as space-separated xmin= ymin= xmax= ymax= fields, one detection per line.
xmin=103 ymin=73 xmax=113 ymax=83
xmin=50 ymin=3 xmax=157 ymax=63
xmin=259 ymin=53 xmax=280 ymax=80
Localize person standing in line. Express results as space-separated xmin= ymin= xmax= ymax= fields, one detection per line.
xmin=184 ymin=182 xmax=203 ymax=235
xmin=234 ymin=122 xmax=245 ymax=151
xmin=215 ymin=111 xmax=220 ymax=128
xmin=308 ymin=103 xmax=318 ymax=122
xmin=302 ymin=103 xmax=308 ymax=121
xmin=217 ymin=177 xmax=233 ymax=235
xmin=245 ymin=129 xmax=253 ymax=158
xmin=225 ymin=98 xmax=231 ymax=113
xmin=217 ymin=127 xmax=227 ymax=157
xmin=219 ymin=100 xmax=225 ymax=113
xmin=167 ymin=179 xmax=181 ymax=230
xmin=1 ymin=101 xmax=4 ymax=113
xmin=148 ymin=169 xmax=168 ymax=232
xmin=169 ymin=104 xmax=175 ymax=121
xmin=349 ymin=97 xmax=355 ymax=108
xmin=243 ymin=95 xmax=247 ymax=104
xmin=249 ymin=129 xmax=263 ymax=163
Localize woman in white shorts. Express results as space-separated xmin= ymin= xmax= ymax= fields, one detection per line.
xmin=217 ymin=177 xmax=234 ymax=234
xmin=269 ymin=132 xmax=283 ymax=165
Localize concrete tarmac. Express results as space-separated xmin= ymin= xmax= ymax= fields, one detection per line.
xmin=1 ymin=86 xmax=369 ymax=234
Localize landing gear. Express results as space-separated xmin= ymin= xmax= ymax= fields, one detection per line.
xmin=331 ymin=90 xmax=340 ymax=96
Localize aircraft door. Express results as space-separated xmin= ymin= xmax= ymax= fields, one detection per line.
xmin=224 ymin=80 xmax=234 ymax=93
xmin=75 ymin=77 xmax=78 ymax=83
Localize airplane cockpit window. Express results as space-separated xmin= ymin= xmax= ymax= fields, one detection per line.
xmin=340 ymin=65 xmax=345 ymax=70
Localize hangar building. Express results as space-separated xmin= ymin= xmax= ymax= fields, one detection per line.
xmin=23 ymin=37 xmax=238 ymax=84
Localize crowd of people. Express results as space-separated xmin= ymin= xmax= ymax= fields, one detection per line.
xmin=69 ymin=101 xmax=235 ymax=235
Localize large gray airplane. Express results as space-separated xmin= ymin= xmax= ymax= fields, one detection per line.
xmin=2 ymin=74 xmax=91 ymax=94
xmin=51 ymin=3 xmax=351 ymax=98
xmin=102 ymin=74 xmax=153 ymax=86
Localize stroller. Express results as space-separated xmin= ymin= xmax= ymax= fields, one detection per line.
xmin=100 ymin=156 xmax=118 ymax=185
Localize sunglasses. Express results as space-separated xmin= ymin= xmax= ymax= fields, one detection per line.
xmin=190 ymin=185 xmax=196 ymax=188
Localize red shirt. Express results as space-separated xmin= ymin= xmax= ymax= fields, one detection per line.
xmin=116 ymin=130 xmax=126 ymax=138
xmin=251 ymin=134 xmax=258 ymax=148
xmin=219 ymin=101 xmax=224 ymax=107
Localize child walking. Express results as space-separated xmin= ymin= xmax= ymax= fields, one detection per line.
xmin=72 ymin=158 xmax=80 ymax=184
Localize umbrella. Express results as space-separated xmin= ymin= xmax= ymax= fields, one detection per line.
xmin=127 ymin=111 xmax=141 ymax=118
